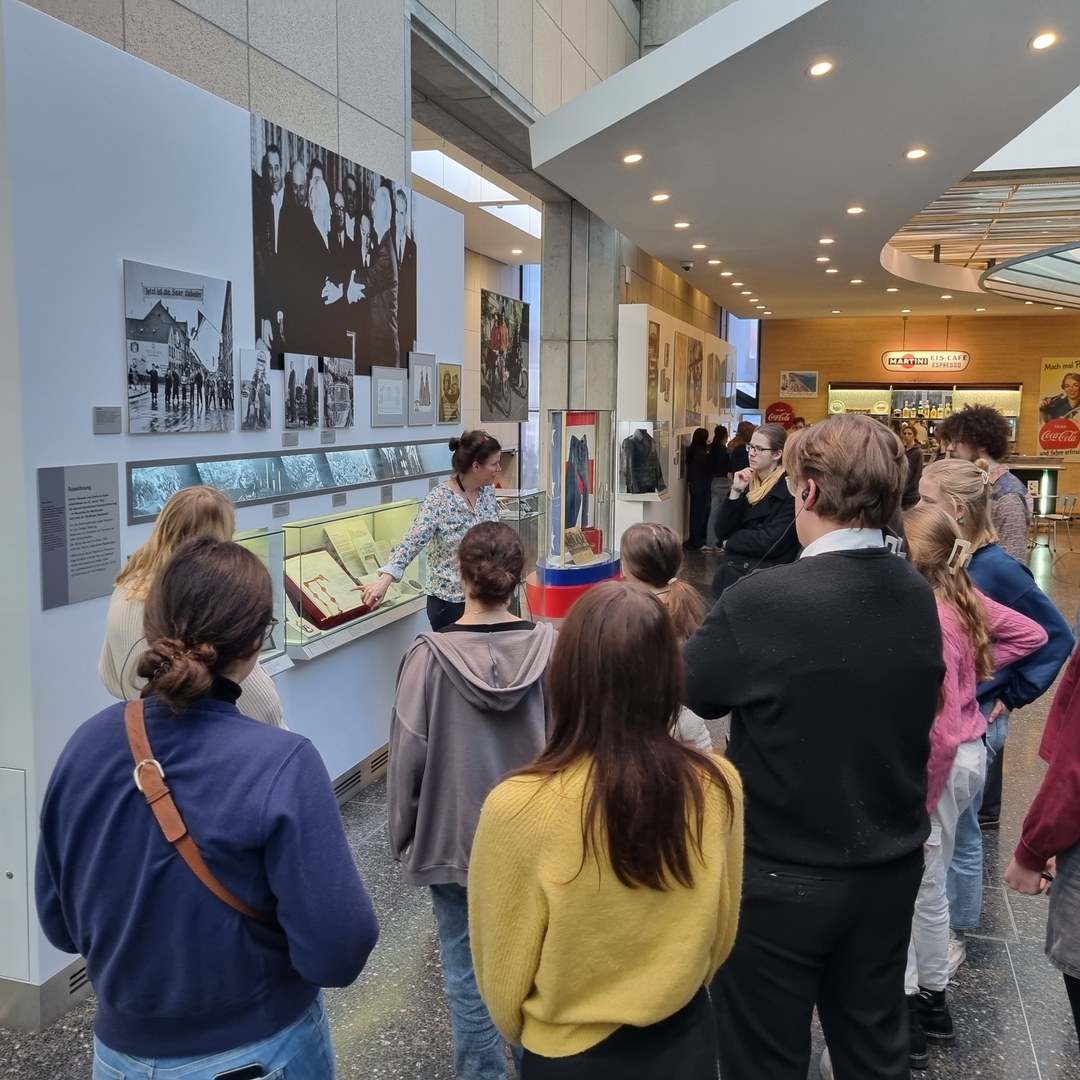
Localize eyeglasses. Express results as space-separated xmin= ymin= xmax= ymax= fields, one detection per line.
xmin=263 ymin=617 xmax=279 ymax=643
xmin=746 ymin=444 xmax=772 ymax=455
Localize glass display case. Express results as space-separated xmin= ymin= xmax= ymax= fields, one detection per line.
xmin=280 ymin=499 xmax=426 ymax=658
xmin=617 ymin=420 xmax=670 ymax=498
xmin=496 ymin=488 xmax=543 ymax=571
xmin=234 ymin=526 xmax=291 ymax=673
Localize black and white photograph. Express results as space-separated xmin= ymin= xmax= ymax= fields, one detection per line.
xmin=239 ymin=346 xmax=271 ymax=431
xmin=250 ymin=115 xmax=417 ymax=376
xmin=438 ymin=363 xmax=461 ymax=424
xmin=480 ymin=289 xmax=529 ymax=422
xmin=125 ymin=260 xmax=235 ymax=434
xmin=409 ymin=352 xmax=436 ymax=426
xmin=128 ymin=463 xmax=201 ymax=520
xmin=322 ymin=356 xmax=355 ymax=429
xmin=279 ymin=453 xmax=326 ymax=493
xmin=325 ymin=449 xmax=377 ymax=486
xmin=685 ymin=337 xmax=703 ymax=427
xmin=283 ymin=354 xmax=320 ymax=430
xmin=196 ymin=457 xmax=280 ymax=502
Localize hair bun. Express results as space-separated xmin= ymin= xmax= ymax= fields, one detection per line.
xmin=448 ymin=437 xmax=461 ymax=451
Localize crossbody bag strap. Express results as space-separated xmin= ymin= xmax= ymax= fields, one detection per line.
xmin=124 ymin=699 xmax=275 ymax=924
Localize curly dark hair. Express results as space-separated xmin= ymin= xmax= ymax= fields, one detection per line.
xmin=935 ymin=404 xmax=1009 ymax=461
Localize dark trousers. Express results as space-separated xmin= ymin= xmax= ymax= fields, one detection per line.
xmin=1065 ymin=974 xmax=1080 ymax=1054
xmin=980 ymin=743 xmax=1004 ymax=820
xmin=522 ymin=987 xmax=716 ymax=1079
xmin=712 ymin=850 xmax=923 ymax=1080
xmin=427 ymin=595 xmax=465 ymax=631
xmin=688 ymin=479 xmax=711 ymax=546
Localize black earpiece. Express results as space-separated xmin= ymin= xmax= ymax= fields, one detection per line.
xmin=801 ymin=488 xmax=810 ymax=500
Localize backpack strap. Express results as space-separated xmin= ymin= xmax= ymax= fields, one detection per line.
xmin=124 ymin=699 xmax=275 ymax=924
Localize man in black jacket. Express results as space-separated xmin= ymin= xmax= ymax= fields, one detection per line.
xmin=684 ymin=414 xmax=944 ymax=1080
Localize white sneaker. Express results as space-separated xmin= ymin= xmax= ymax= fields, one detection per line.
xmin=819 ymin=1046 xmax=834 ymax=1080
xmin=946 ymin=929 xmax=967 ymax=979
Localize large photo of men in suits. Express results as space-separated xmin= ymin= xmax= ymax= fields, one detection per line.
xmin=250 ymin=116 xmax=417 ymax=376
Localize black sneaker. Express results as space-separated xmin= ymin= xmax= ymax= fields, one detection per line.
xmin=908 ymin=994 xmax=930 ymax=1069
xmin=978 ymin=815 xmax=1000 ymax=830
xmin=916 ymin=987 xmax=956 ymax=1045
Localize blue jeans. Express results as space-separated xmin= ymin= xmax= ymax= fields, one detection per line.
xmin=92 ymin=992 xmax=334 ymax=1079
xmin=948 ymin=709 xmax=1010 ymax=931
xmin=430 ymin=883 xmax=519 ymax=1080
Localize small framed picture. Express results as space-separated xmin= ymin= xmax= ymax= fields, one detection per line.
xmin=370 ymin=365 xmax=408 ymax=428
xmin=438 ymin=362 xmax=461 ymax=425
xmin=408 ymin=352 xmax=436 ymax=427
xmin=779 ymin=370 xmax=819 ymax=398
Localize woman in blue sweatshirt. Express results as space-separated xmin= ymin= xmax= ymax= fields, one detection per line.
xmin=36 ymin=537 xmax=378 ymax=1080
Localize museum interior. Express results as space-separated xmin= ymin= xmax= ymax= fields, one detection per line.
xmin=3 ymin=0 xmax=1080 ymax=1077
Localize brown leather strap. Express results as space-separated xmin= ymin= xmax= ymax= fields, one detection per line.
xmin=124 ymin=700 xmax=275 ymax=924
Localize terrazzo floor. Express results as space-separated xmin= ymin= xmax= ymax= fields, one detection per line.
xmin=3 ymin=546 xmax=1080 ymax=1079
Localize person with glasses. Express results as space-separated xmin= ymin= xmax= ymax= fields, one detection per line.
xmin=38 ymin=537 xmax=379 ymax=1080
xmin=710 ymin=422 xmax=798 ymax=597
xmin=100 ymin=485 xmax=284 ymax=728
xmin=683 ymin=415 xmax=945 ymax=1080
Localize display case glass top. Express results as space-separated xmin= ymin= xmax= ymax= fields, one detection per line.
xmin=281 ymin=499 xmax=425 ymax=658
xmin=234 ymin=526 xmax=289 ymax=672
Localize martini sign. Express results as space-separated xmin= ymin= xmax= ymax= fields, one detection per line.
xmin=881 ymin=351 xmax=970 ymax=373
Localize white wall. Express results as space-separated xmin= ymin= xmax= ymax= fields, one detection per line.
xmin=0 ymin=0 xmax=464 ymax=987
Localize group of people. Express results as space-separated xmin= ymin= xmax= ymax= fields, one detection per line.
xmin=252 ymin=144 xmax=416 ymax=367
xmin=34 ymin=412 xmax=1080 ymax=1079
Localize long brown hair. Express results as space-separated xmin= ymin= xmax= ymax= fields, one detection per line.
xmin=522 ymin=581 xmax=735 ymax=890
xmin=116 ymin=486 xmax=235 ymax=599
xmin=903 ymin=505 xmax=994 ymax=680
xmin=619 ymin=522 xmax=706 ymax=642
xmin=136 ymin=537 xmax=271 ymax=713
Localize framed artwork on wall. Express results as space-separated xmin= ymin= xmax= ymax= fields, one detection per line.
xmin=438 ymin=363 xmax=461 ymax=424
xmin=283 ymin=354 xmax=320 ymax=430
xmin=408 ymin=352 xmax=436 ymax=426
xmin=480 ymin=289 xmax=529 ymax=422
xmin=779 ymin=370 xmax=819 ymax=397
xmin=370 ymin=365 xmax=408 ymax=427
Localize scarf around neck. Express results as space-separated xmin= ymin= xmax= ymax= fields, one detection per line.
xmin=747 ymin=465 xmax=784 ymax=505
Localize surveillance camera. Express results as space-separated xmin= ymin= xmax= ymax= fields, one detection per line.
xmin=681 ymin=260 xmax=694 ymax=272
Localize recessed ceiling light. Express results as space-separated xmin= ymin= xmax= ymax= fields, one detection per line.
xmin=720 ymin=271 xmax=733 ymax=277
xmin=511 ymin=248 xmax=523 ymax=255
xmin=650 ymin=193 xmax=670 ymax=203
xmin=692 ymin=243 xmax=707 ymax=250
xmin=1031 ymin=32 xmax=1057 ymax=50
xmin=740 ymin=290 xmax=752 ymax=295
xmin=1025 ymin=300 xmax=1034 ymax=305
xmin=763 ymin=311 xmax=772 ymax=315
xmin=748 ymin=298 xmax=759 ymax=303
xmin=901 ymin=308 xmax=911 ymax=313
xmin=1054 ymin=305 xmax=1065 ymax=310
xmin=622 ymin=152 xmax=644 ymax=164
xmin=831 ymin=310 xmax=841 ymax=314
xmin=905 ymin=148 xmax=928 ymax=160
xmin=976 ymin=307 xmax=986 ymax=312
xmin=673 ymin=221 xmax=691 ymax=229
xmin=847 ymin=205 xmax=865 ymax=215
xmin=732 ymin=281 xmax=744 ymax=287
xmin=808 ymin=60 xmax=834 ymax=77
xmin=708 ymin=259 xmax=722 ymax=265
xmin=756 ymin=305 xmax=766 ymax=309
xmin=825 ymin=268 xmax=839 ymax=274
xmin=940 ymin=294 xmax=953 ymax=300
xmin=819 ymin=237 xmax=835 ymax=245
xmin=850 ymin=279 xmax=863 ymax=284
xmin=886 ymin=287 xmax=899 ymax=292
xmin=816 ymin=256 xmax=831 ymax=263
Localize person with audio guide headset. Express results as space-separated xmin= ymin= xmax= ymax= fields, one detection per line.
xmin=710 ymin=422 xmax=799 ymax=597
xmin=683 ymin=415 xmax=945 ymax=1080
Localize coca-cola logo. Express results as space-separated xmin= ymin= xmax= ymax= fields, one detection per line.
xmin=1039 ymin=418 xmax=1080 ymax=450
xmin=765 ymin=401 xmax=795 ymax=427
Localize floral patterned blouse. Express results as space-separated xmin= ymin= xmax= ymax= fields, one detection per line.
xmin=381 ymin=481 xmax=500 ymax=602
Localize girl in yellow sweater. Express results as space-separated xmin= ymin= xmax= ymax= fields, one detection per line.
xmin=468 ymin=580 xmax=744 ymax=1078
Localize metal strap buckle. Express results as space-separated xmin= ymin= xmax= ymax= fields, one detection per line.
xmin=133 ymin=758 xmax=165 ymax=792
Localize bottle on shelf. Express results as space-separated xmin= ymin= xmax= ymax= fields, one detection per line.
xmin=930 ymin=402 xmax=939 ymax=419
xmin=943 ymin=402 xmax=952 ymax=418
xmin=916 ymin=399 xmax=925 ymax=418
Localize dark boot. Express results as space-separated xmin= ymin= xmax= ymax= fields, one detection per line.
xmin=916 ymin=987 xmax=956 ymax=1045
xmin=908 ymin=993 xmax=930 ymax=1070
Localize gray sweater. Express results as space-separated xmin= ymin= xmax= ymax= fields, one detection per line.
xmin=388 ymin=621 xmax=557 ymax=886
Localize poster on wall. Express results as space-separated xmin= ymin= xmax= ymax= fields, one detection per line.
xmin=705 ymin=351 xmax=725 ymax=415
xmin=438 ymin=363 xmax=461 ymax=424
xmin=647 ymin=321 xmax=660 ymax=422
xmin=124 ymin=260 xmax=235 ymax=434
xmin=686 ymin=338 xmax=703 ymax=427
xmin=239 ymin=346 xmax=271 ymax=431
xmin=673 ymin=333 xmax=687 ymax=427
xmin=1038 ymin=358 xmax=1080 ymax=458
xmin=250 ymin=115 xmax=417 ymax=375
xmin=371 ymin=365 xmax=407 ymax=427
xmin=480 ymin=289 xmax=529 ymax=422
xmin=779 ymin=370 xmax=819 ymax=398
xmin=283 ymin=354 xmax=320 ymax=429
xmin=409 ymin=352 xmax=436 ymax=426
xmin=322 ymin=357 xmax=355 ymax=429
